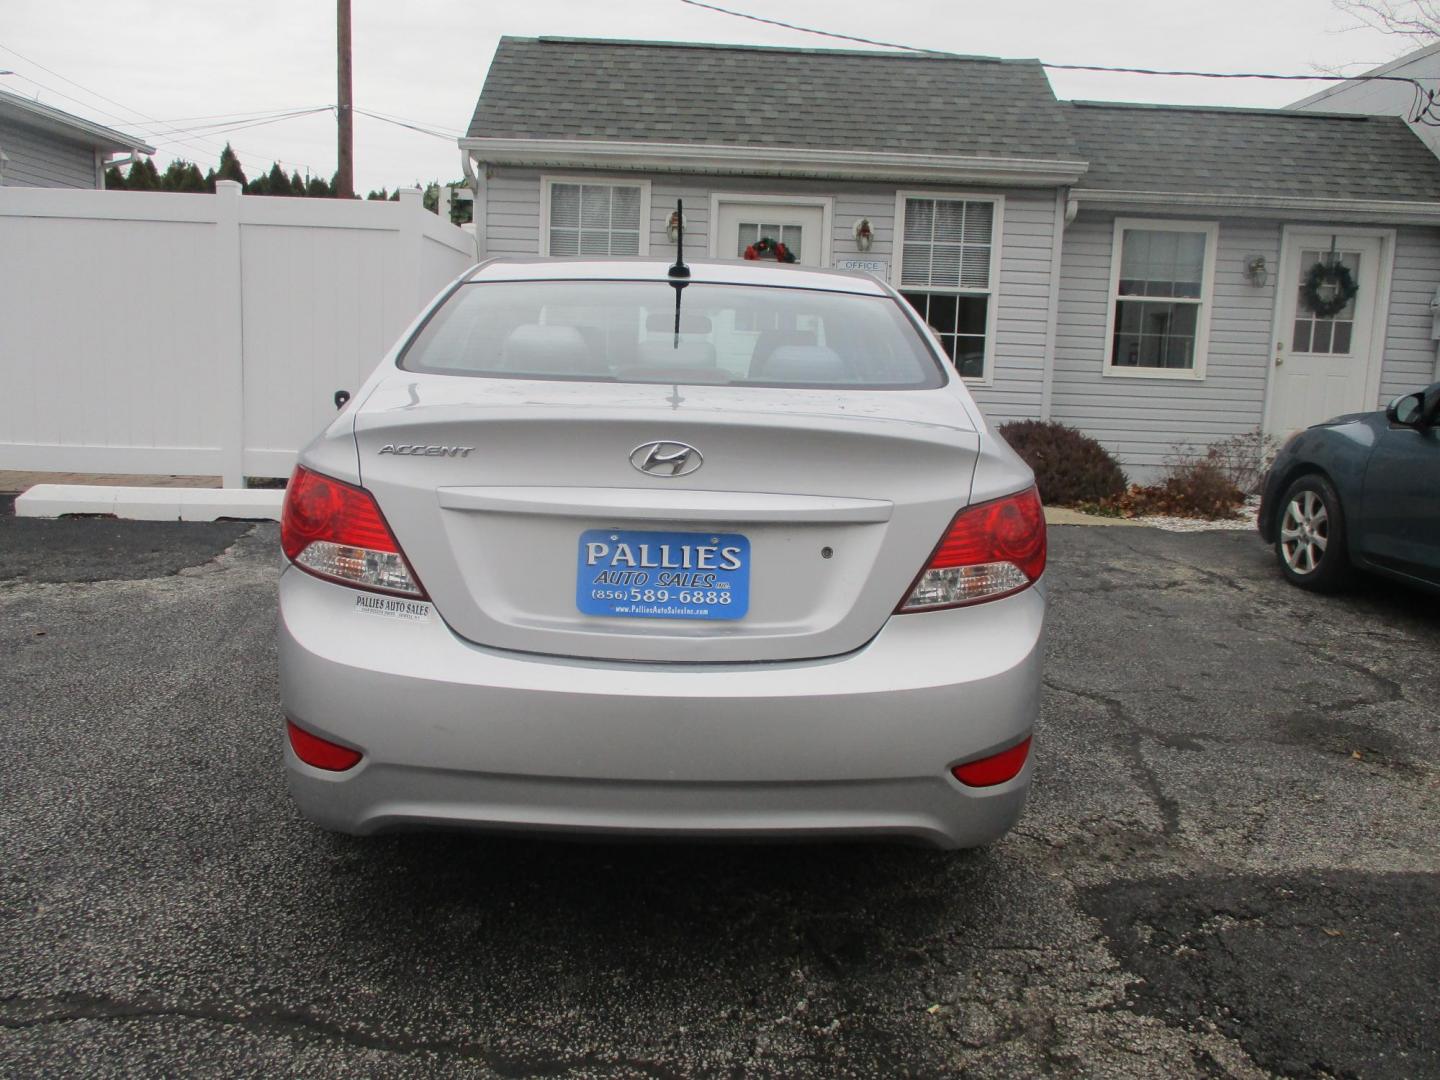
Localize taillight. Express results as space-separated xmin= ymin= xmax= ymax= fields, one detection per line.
xmin=280 ymin=466 xmax=425 ymax=597
xmin=899 ymin=487 xmax=1046 ymax=612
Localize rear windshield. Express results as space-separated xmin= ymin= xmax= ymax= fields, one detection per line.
xmin=399 ymin=280 xmax=946 ymax=390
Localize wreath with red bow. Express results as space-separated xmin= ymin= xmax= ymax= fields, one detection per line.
xmin=742 ymin=237 xmax=797 ymax=263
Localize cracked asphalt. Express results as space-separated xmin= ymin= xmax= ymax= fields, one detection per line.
xmin=1 ymin=512 xmax=1437 ymax=1078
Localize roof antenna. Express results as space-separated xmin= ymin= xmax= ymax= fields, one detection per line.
xmin=668 ymin=198 xmax=690 ymax=349
xmin=668 ymin=198 xmax=690 ymax=280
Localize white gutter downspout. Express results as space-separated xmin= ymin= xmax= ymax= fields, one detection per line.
xmin=1041 ymin=188 xmax=1071 ymax=422
xmin=460 ymin=148 xmax=486 ymax=260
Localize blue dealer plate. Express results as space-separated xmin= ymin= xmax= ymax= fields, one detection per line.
xmin=576 ymin=529 xmax=750 ymax=620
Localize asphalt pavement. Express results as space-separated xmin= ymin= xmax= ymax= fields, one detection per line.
xmin=1 ymin=512 xmax=1436 ymax=1078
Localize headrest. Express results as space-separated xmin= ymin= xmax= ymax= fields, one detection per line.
xmin=754 ymin=345 xmax=848 ymax=383
xmin=499 ymin=325 xmax=594 ymax=374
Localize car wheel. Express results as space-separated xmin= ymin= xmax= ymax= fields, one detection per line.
xmin=1275 ymin=474 xmax=1350 ymax=592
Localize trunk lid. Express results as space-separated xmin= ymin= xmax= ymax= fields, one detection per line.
xmin=354 ymin=374 xmax=978 ymax=662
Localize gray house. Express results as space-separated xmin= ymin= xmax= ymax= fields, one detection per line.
xmin=0 ymin=87 xmax=154 ymax=189
xmin=459 ymin=37 xmax=1440 ymax=478
xmin=1290 ymin=41 xmax=1440 ymax=161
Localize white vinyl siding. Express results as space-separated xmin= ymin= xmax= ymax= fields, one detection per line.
xmin=540 ymin=176 xmax=650 ymax=257
xmin=894 ymin=193 xmax=1003 ymax=381
xmin=0 ymin=117 xmax=101 ymax=188
xmin=1379 ymin=225 xmax=1440 ymax=402
xmin=1055 ymin=213 xmax=1277 ymax=477
xmin=1103 ymin=219 xmax=1219 ymax=380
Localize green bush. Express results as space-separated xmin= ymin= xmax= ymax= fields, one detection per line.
xmin=997 ymin=420 xmax=1127 ymax=506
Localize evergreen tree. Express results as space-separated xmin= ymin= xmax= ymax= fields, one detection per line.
xmin=366 ymin=187 xmax=389 ymax=200
xmin=289 ymin=170 xmax=306 ymax=196
xmin=265 ymin=162 xmax=289 ymax=196
xmin=104 ymin=165 xmax=127 ymax=190
xmin=214 ymin=144 xmax=247 ymax=188
xmin=161 ymin=159 xmax=205 ymax=193
xmin=126 ymin=158 xmax=161 ymax=191
xmin=305 ymin=174 xmax=332 ymax=198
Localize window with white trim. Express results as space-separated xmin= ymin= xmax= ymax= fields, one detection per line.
xmin=1106 ymin=220 xmax=1217 ymax=376
xmin=545 ymin=181 xmax=644 ymax=256
xmin=897 ymin=195 xmax=996 ymax=379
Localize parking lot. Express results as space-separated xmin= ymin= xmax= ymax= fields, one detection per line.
xmin=1 ymin=509 xmax=1436 ymax=1079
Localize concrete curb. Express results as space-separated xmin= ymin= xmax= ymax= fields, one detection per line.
xmin=15 ymin=485 xmax=284 ymax=521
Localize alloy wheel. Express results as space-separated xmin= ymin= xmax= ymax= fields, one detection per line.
xmin=1280 ymin=489 xmax=1329 ymax=575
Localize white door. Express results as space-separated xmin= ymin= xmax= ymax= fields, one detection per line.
xmin=1266 ymin=231 xmax=1387 ymax=437
xmin=713 ymin=200 xmax=827 ymax=267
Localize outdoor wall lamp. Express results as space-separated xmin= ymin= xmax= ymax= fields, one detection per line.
xmin=1244 ymin=254 xmax=1269 ymax=287
xmin=853 ymin=217 xmax=874 ymax=251
xmin=666 ymin=209 xmax=686 ymax=244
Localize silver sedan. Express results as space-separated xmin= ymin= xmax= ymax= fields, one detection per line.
xmin=277 ymin=256 xmax=1045 ymax=849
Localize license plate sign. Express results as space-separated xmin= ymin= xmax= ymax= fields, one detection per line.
xmin=576 ymin=529 xmax=750 ymax=620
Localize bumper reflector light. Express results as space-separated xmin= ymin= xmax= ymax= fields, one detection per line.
xmin=286 ymin=720 xmax=363 ymax=771
xmin=952 ymin=736 xmax=1031 ymax=787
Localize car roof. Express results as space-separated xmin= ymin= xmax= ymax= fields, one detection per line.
xmin=466 ymin=256 xmax=892 ymax=295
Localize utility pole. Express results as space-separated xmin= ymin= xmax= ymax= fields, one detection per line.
xmin=336 ymin=0 xmax=354 ymax=198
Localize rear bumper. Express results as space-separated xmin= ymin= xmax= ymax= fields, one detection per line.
xmin=277 ymin=568 xmax=1044 ymax=849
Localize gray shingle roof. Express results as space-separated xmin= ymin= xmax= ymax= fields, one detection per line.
xmin=1069 ymin=100 xmax=1440 ymax=202
xmin=467 ymin=37 xmax=1081 ymax=162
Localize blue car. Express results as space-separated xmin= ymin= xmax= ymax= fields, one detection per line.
xmin=1258 ymin=383 xmax=1440 ymax=594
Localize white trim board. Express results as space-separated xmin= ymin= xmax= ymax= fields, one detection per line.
xmin=463 ymin=138 xmax=1089 ymax=187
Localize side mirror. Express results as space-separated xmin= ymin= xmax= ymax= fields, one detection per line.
xmin=1386 ymin=391 xmax=1425 ymax=428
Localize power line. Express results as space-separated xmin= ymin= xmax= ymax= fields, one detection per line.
xmin=353 ymin=107 xmax=459 ymax=141
xmin=677 ymin=0 xmax=1440 ymax=123
xmin=0 ymin=41 xmax=321 ymax=172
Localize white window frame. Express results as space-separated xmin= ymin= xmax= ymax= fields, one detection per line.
xmin=539 ymin=175 xmax=652 ymax=257
xmin=892 ymin=190 xmax=1004 ymax=385
xmin=1102 ymin=217 xmax=1219 ymax=381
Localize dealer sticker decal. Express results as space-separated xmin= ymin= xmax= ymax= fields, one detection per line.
xmin=353 ymin=594 xmax=432 ymax=621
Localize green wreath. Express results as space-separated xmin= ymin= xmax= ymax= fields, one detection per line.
xmin=1302 ymin=261 xmax=1358 ymax=319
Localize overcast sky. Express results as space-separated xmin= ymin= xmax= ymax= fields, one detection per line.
xmin=0 ymin=0 xmax=1427 ymax=192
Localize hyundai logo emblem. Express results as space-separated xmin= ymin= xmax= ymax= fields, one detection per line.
xmin=630 ymin=440 xmax=703 ymax=477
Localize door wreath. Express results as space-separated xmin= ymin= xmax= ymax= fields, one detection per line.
xmin=742 ymin=237 xmax=797 ymax=263
xmin=1301 ymin=261 xmax=1358 ymax=318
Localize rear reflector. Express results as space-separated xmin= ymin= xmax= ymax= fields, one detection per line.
xmin=286 ymin=719 xmax=363 ymax=771
xmin=900 ymin=487 xmax=1046 ymax=611
xmin=952 ymin=736 xmax=1031 ymax=787
xmin=280 ymin=466 xmax=425 ymax=597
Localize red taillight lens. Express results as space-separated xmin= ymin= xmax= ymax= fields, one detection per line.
xmin=899 ymin=487 xmax=1046 ymax=611
xmin=280 ymin=466 xmax=425 ymax=597
xmin=952 ymin=736 xmax=1031 ymax=787
xmin=286 ymin=719 xmax=362 ymax=771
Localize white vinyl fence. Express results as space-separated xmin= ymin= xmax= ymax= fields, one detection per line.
xmin=0 ymin=182 xmax=476 ymax=486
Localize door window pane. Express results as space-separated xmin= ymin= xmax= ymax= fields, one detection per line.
xmin=739 ymin=221 xmax=802 ymax=260
xmin=1292 ymin=248 xmax=1359 ymax=355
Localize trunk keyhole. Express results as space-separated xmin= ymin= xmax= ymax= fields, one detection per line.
xmin=821 ymin=547 xmax=834 ymax=559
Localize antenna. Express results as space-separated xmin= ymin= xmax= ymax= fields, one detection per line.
xmin=668 ymin=198 xmax=690 ymax=279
